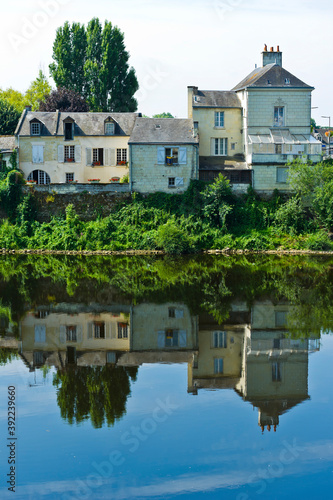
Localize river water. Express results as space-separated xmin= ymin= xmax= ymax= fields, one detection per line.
xmin=0 ymin=254 xmax=332 ymax=499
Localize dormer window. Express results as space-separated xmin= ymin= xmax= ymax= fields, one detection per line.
xmin=30 ymin=122 xmax=41 ymax=136
xmin=63 ymin=118 xmax=74 ymax=140
xmin=105 ymin=119 xmax=115 ymax=135
xmin=285 ymin=78 xmax=290 ymax=85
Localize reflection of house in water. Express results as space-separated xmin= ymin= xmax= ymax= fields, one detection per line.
xmin=19 ymin=304 xmax=132 ymax=371
xmin=188 ymin=302 xmax=250 ymax=393
xmin=236 ymin=300 xmax=320 ymax=432
xmin=118 ymin=303 xmax=197 ymax=366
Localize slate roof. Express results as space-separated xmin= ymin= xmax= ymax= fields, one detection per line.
xmin=15 ymin=111 xmax=140 ymax=136
xmin=232 ymin=63 xmax=313 ymax=91
xmin=192 ymin=90 xmax=241 ymax=108
xmin=0 ymin=135 xmax=15 ymax=152
xmin=129 ymin=118 xmax=198 ymax=144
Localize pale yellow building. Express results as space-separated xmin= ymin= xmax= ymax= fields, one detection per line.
xmin=15 ymin=109 xmax=140 ymax=184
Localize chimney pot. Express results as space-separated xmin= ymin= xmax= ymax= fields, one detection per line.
xmin=264 ymin=44 xmax=267 ymax=51
xmin=277 ymin=45 xmax=280 ymax=52
xmin=270 ymin=47 xmax=274 ymax=52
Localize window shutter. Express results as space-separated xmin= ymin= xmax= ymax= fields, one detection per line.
xmin=175 ymin=309 xmax=184 ymax=319
xmin=59 ymin=325 xmax=66 ymax=344
xmin=35 ymin=325 xmax=46 ymax=343
xmin=211 ymin=138 xmax=215 ymax=155
xmin=157 ymin=147 xmax=165 ymax=164
xmin=178 ymin=330 xmax=187 ymax=347
xmin=175 ymin=177 xmax=184 ymax=186
xmin=77 ymin=325 xmax=83 ymax=343
xmin=32 ymin=145 xmax=39 ymax=163
xmin=87 ymin=322 xmax=93 ymax=339
xmin=104 ymin=148 xmax=109 ymax=166
xmin=109 ymin=148 xmax=116 ymax=166
xmin=86 ymin=148 xmax=92 ymax=166
xmin=224 ymin=138 xmax=228 ymax=156
xmin=75 ymin=145 xmax=81 ymax=163
xmin=157 ymin=330 xmax=165 ymax=348
xmin=58 ymin=145 xmax=64 ymax=163
xmin=106 ymin=324 xmax=111 ymax=338
xmin=178 ymin=147 xmax=187 ymax=164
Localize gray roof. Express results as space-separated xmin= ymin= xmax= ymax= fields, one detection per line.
xmin=192 ymin=90 xmax=241 ymax=108
xmin=0 ymin=135 xmax=15 ymax=152
xmin=232 ymin=64 xmax=313 ymax=91
xmin=129 ymin=118 xmax=198 ymax=144
xmin=16 ymin=111 xmax=139 ymax=136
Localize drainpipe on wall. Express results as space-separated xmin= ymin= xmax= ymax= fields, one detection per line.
xmin=129 ymin=143 xmax=133 ymax=193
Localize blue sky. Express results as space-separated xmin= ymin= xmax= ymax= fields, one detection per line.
xmin=1 ymin=0 xmax=332 ymax=124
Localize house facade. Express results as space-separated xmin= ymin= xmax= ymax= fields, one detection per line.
xmin=187 ymin=87 xmax=251 ymax=191
xmin=188 ymin=46 xmax=322 ymax=194
xmin=15 ymin=108 xmax=140 ymax=184
xmin=0 ymin=135 xmax=16 ymax=171
xmin=129 ymin=118 xmax=199 ymax=193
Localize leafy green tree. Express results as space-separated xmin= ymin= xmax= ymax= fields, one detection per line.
xmin=153 ymin=112 xmax=174 ymax=118
xmin=202 ymin=174 xmax=234 ymax=228
xmin=49 ymin=18 xmax=139 ymax=112
xmin=0 ymin=88 xmax=26 ymax=113
xmin=39 ymin=87 xmax=89 ymax=112
xmin=0 ymin=99 xmax=21 ymax=135
xmin=25 ymin=70 xmax=52 ymax=111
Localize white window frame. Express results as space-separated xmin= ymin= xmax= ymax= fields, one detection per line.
xmin=274 ymin=107 xmax=285 ymax=127
xmin=117 ymin=323 xmax=128 ymax=339
xmin=214 ymin=358 xmax=223 ymax=374
xmin=64 ymin=145 xmax=75 ymax=162
xmin=105 ymin=122 xmax=115 ymax=136
xmin=92 ymin=148 xmax=104 ymax=166
xmin=165 ymin=147 xmax=179 ymax=165
xmin=116 ymin=148 xmax=127 ymax=165
xmin=66 ymin=325 xmax=77 ymax=342
xmin=214 ymin=138 xmax=228 ymax=156
xmin=212 ymin=331 xmax=227 ymax=348
xmin=215 ymin=111 xmax=224 ymax=128
xmin=31 ymin=122 xmax=41 ymax=136
xmin=66 ymin=173 xmax=74 ymax=183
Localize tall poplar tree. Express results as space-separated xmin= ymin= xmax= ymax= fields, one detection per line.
xmin=49 ymin=18 xmax=139 ymax=112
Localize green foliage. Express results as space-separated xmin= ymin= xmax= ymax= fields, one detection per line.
xmin=49 ymin=18 xmax=139 ymax=112
xmin=0 ymin=170 xmax=25 ymax=220
xmin=152 ymin=112 xmax=174 ymax=118
xmin=305 ymin=231 xmax=333 ymax=251
xmin=120 ymin=173 xmax=129 ymax=183
xmin=273 ymin=196 xmax=307 ymax=234
xmin=0 ymin=88 xmax=26 ymax=113
xmin=25 ymin=70 xmax=51 ymax=111
xmin=0 ymin=99 xmax=21 ymax=135
xmin=156 ymin=219 xmax=190 ymax=254
xmin=202 ymin=174 xmax=233 ymax=228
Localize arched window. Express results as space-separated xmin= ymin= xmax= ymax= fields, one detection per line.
xmin=27 ymin=170 xmax=51 ymax=185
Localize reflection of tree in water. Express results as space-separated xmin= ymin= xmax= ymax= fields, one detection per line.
xmin=53 ymin=365 xmax=138 ymax=428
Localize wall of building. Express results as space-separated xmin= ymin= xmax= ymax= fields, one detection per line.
xmin=18 ymin=135 xmax=130 ymax=183
xmin=252 ymin=164 xmax=292 ymax=193
xmin=192 ymin=107 xmax=243 ymax=157
xmin=131 ymin=144 xmax=198 ymax=193
xmin=246 ymin=89 xmax=312 ymax=134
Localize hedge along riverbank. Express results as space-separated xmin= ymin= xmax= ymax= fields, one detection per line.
xmin=1 ymin=165 xmax=333 ymax=254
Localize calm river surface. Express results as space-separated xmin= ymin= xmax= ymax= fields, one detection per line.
xmin=0 ymin=254 xmax=332 ymax=499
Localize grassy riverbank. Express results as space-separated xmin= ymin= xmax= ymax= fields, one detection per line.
xmin=1 ymin=162 xmax=333 ymax=254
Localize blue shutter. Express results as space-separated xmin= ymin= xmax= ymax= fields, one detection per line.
xmin=178 ymin=147 xmax=187 ymax=164
xmin=157 ymin=147 xmax=165 ymax=164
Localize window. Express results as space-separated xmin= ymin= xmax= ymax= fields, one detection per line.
xmin=168 ymin=308 xmax=184 ymax=318
xmin=93 ymin=321 xmax=105 ymax=339
xmin=31 ymin=122 xmax=41 ymax=135
xmin=274 ymin=107 xmax=285 ymax=127
xmin=64 ymin=145 xmax=75 ymax=162
xmin=105 ymin=122 xmax=115 ymax=135
xmin=32 ymin=145 xmax=44 ymax=164
xmin=275 ymin=311 xmax=287 ymax=327
xmin=273 ymin=338 xmax=281 ymax=349
xmin=215 ymin=111 xmax=224 ymax=128
xmin=231 ymin=143 xmax=236 ymax=150
xmin=276 ymin=167 xmax=289 ymax=183
xmin=212 ymin=331 xmax=227 ymax=348
xmin=117 ymin=322 xmax=128 ymax=339
xmin=66 ymin=325 xmax=77 ymax=342
xmin=285 ymin=78 xmax=290 ymax=85
xmin=92 ymin=148 xmax=104 ymax=166
xmin=66 ymin=173 xmax=74 ymax=183
xmin=35 ymin=325 xmax=46 ymax=343
xmin=117 ymin=149 xmax=127 ymax=165
xmin=165 ymin=329 xmax=179 ymax=347
xmin=272 ymin=362 xmax=282 ymax=382
xmin=165 ymin=147 xmax=179 ymax=165
xmin=34 ymin=311 xmax=49 ymax=319
xmin=64 ymin=122 xmax=74 ymax=140
xmin=214 ymin=138 xmax=228 ymax=156
xmin=275 ymin=144 xmax=282 ymax=154
xmin=214 ymin=358 xmax=223 ymax=374
xmin=27 ymin=170 xmax=50 ymax=184
xmin=158 ymin=329 xmax=186 ymax=348
xmin=168 ymin=177 xmax=175 ymax=188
